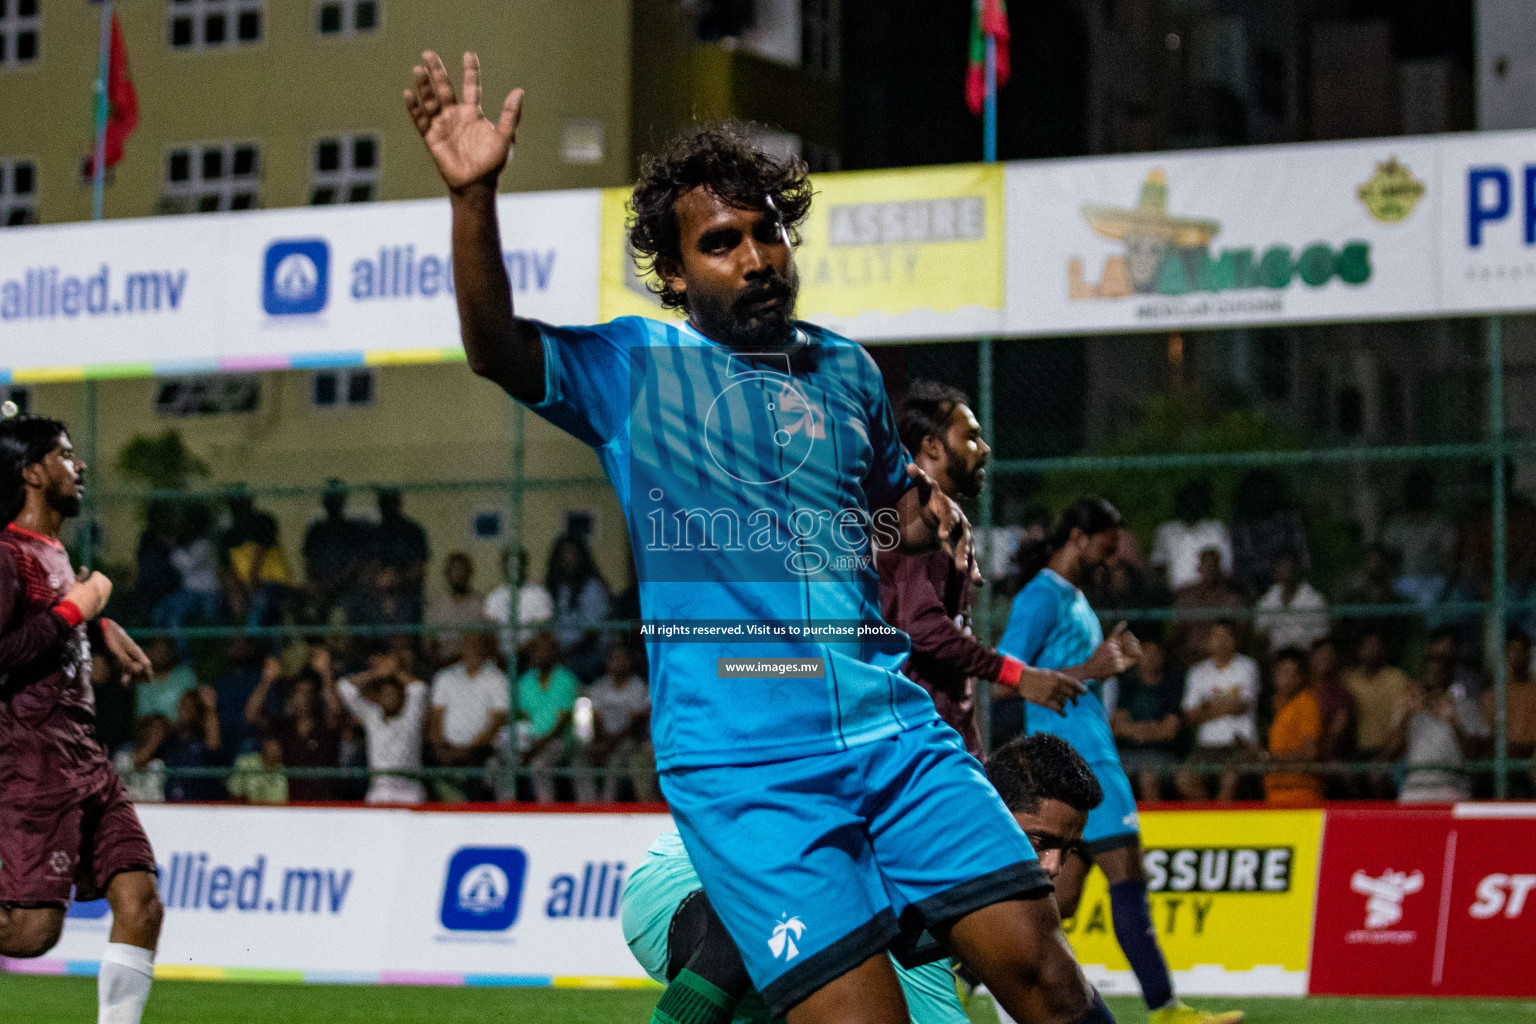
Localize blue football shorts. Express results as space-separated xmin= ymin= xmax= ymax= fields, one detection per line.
xmin=660 ymin=719 xmax=1051 ymax=1017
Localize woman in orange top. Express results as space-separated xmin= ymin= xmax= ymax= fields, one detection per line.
xmin=1266 ymin=647 xmax=1324 ymax=805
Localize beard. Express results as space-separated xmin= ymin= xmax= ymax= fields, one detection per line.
xmin=690 ymin=271 xmax=800 ymax=350
xmin=48 ymin=488 xmax=82 ymax=518
xmin=943 ymin=444 xmax=983 ymax=499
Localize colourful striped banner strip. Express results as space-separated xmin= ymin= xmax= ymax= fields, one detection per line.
xmin=1 ymin=958 xmax=661 ymax=990
xmin=0 ymin=347 xmax=468 ymax=385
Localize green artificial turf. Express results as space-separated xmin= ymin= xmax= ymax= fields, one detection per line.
xmin=2 ymin=976 xmax=1531 ymax=1023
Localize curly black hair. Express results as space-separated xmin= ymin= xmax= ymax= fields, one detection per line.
xmin=628 ymin=121 xmax=813 ymax=312
xmin=0 ymin=414 xmax=68 ymax=527
xmin=898 ymin=379 xmax=971 ymax=456
xmin=986 ymin=734 xmax=1104 ymax=816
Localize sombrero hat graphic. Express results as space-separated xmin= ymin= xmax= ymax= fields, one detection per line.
xmin=1081 ymin=170 xmax=1220 ymax=248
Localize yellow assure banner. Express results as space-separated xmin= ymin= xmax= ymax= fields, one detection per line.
xmin=598 ymin=164 xmax=1005 ymax=339
xmin=1063 ymin=810 xmax=1323 ymax=977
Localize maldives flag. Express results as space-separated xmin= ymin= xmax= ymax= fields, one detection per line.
xmin=965 ymin=0 xmax=1011 ymax=115
xmin=84 ymin=14 xmax=139 ymax=175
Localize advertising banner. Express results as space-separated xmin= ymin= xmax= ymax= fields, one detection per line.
xmin=0 ymin=190 xmax=600 ymax=380
xmin=1005 ymin=139 xmax=1443 ymax=337
xmin=1309 ymin=805 xmax=1536 ymax=998
xmin=598 ymin=164 xmax=1006 ymax=341
xmin=1438 ymin=130 xmax=1536 ymax=315
xmin=1063 ymin=809 xmax=1323 ymax=997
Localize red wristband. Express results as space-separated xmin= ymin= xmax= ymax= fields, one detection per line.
xmin=997 ymin=655 xmax=1025 ymax=687
xmin=54 ymin=601 xmax=85 ymax=628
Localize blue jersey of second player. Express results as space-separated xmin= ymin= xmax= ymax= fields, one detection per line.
xmin=996 ymin=569 xmax=1118 ymax=765
xmin=526 ymin=315 xmax=935 ymax=770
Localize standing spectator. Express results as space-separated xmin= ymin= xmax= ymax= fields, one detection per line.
xmin=246 ymin=653 xmax=343 ymax=802
xmin=1382 ymin=469 xmax=1455 ymax=608
xmin=1170 ymin=547 xmax=1247 ymax=668
xmin=585 ymin=642 xmax=656 ymax=802
xmin=221 ymin=491 xmax=292 ymax=628
xmin=158 ymin=502 xmax=221 ymax=630
xmin=301 ymin=480 xmax=370 ymax=622
xmin=1482 ymin=632 xmax=1536 ymax=795
xmin=227 ymin=735 xmax=289 ymax=805
xmin=133 ymin=637 xmax=199 ymax=721
xmin=517 ymin=630 xmax=587 ymax=803
xmin=134 ymin=500 xmax=180 ymax=625
xmin=426 ymin=551 xmax=485 ymax=667
xmin=1344 ymin=628 xmax=1412 ymax=767
xmin=483 ymin=546 xmax=553 ymax=666
xmin=1177 ymin=620 xmax=1260 ymax=802
xmin=1338 ymin=545 xmax=1413 ymax=663
xmin=545 ymin=534 xmax=611 ymax=681
xmin=1264 ymin=648 xmax=1324 ymax=806
xmin=338 ymin=652 xmax=429 ymax=805
xmin=1230 ymin=469 xmax=1310 ymax=599
xmin=1151 ymin=479 xmax=1231 ymax=592
xmin=428 ymin=628 xmax=510 ymax=801
xmin=372 ymin=487 xmax=429 ymax=624
xmin=1254 ymin=552 xmax=1330 ymax=656
xmin=1110 ymin=637 xmax=1184 ymax=801
xmin=211 ymin=637 xmax=271 ymax=756
xmin=1426 ymin=626 xmax=1487 ymax=729
xmin=159 ymin=687 xmax=224 ymax=803
xmin=1308 ymin=636 xmax=1358 ymax=769
xmin=1389 ymin=680 xmax=1473 ymax=803
xmin=1422 ymin=650 xmax=1489 ymax=757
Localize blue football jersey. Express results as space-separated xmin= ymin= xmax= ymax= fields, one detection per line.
xmin=526 ymin=315 xmax=935 ymax=769
xmin=996 ymin=569 xmax=1119 ymax=764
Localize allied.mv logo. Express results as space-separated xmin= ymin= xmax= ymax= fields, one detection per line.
xmin=769 ymin=914 xmax=805 ymax=961
xmin=440 ymin=847 xmax=527 ymax=932
xmin=263 ymin=239 xmax=330 ymax=315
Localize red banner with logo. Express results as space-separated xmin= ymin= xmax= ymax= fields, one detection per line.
xmin=1309 ymin=806 xmax=1536 ymax=997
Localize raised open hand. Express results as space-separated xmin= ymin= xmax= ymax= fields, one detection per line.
xmin=404 ymin=50 xmax=525 ymax=194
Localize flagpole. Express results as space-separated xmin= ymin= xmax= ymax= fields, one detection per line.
xmin=976 ymin=28 xmax=998 ymax=752
xmin=91 ymin=0 xmax=114 ymax=221
xmin=983 ymin=34 xmax=998 ymax=163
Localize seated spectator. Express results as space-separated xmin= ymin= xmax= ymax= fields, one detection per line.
xmin=427 ymin=551 xmax=485 ymax=667
xmin=160 ymin=687 xmax=225 ymax=803
xmin=1344 ymin=628 xmax=1411 ymax=767
xmin=1337 ymin=545 xmax=1412 ymax=663
xmin=92 ymin=651 xmax=135 ymax=759
xmin=1422 ymin=649 xmax=1489 ymax=758
xmin=1483 ymin=632 xmax=1536 ymax=794
xmin=1110 ymin=637 xmax=1184 ymax=801
xmin=1308 ymin=635 xmax=1358 ymax=770
xmin=1170 ymin=547 xmax=1247 ymax=667
xmin=1264 ymin=647 xmax=1324 ymax=806
xmin=113 ymin=715 xmax=169 ymax=804
xmin=1177 ymin=620 xmax=1259 ymax=802
xmin=1151 ymin=478 xmax=1231 ymax=592
xmin=339 ymin=652 xmax=429 ymax=805
xmin=371 ymin=487 xmax=429 ymax=624
xmin=1255 ymin=551 xmax=1329 ymax=656
xmin=1231 ymin=469 xmax=1310 ymax=599
xmin=585 ymin=642 xmax=657 ymax=802
xmin=134 ymin=500 xmax=180 ymax=626
xmin=483 ymin=546 xmax=553 ymax=667
xmin=133 ymin=637 xmax=199 ymax=721
xmin=227 ymin=735 xmax=289 ymax=805
xmin=1382 ymin=469 xmax=1454 ymax=608
xmin=212 ymin=637 xmax=273 ymax=756
xmin=301 ymin=480 xmax=369 ymax=622
xmin=1389 ymin=680 xmax=1472 ymax=803
xmin=246 ymin=653 xmax=344 ymax=802
xmin=221 ymin=491 xmax=292 ymax=628
xmin=517 ymin=630 xmax=587 ymax=803
xmin=428 ymin=628 xmax=510 ymax=802
xmin=156 ymin=502 xmax=221 ymax=632
xmin=545 ymin=533 xmax=611 ymax=682
xmin=1426 ymin=626 xmax=1487 ymax=732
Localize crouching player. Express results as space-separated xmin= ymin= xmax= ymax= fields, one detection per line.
xmin=622 ymin=734 xmax=1104 ymax=1024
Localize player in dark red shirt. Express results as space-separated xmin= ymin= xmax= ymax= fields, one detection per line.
xmin=0 ymin=414 xmax=161 ymax=1024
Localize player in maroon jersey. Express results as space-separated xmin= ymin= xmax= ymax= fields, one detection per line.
xmin=0 ymin=414 xmax=161 ymax=1024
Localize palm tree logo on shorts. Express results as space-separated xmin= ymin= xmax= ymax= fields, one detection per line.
xmin=769 ymin=913 xmax=805 ymax=961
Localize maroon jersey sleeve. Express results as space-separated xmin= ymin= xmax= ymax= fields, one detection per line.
xmin=0 ymin=543 xmax=71 ymax=673
xmin=879 ymin=548 xmax=1003 ymax=692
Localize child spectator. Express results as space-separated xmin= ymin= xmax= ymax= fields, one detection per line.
xmin=1264 ymin=647 xmax=1324 ymax=806
xmin=428 ymin=627 xmax=510 ymax=801
xmin=517 ymin=630 xmax=586 ymax=803
xmin=1110 ymin=637 xmax=1184 ymax=801
xmin=1255 ymin=551 xmax=1329 ymax=656
xmin=1177 ymin=620 xmax=1259 ymax=801
xmin=133 ymin=636 xmax=198 ymax=721
xmin=339 ymin=653 xmax=429 ymax=805
xmin=227 ymin=735 xmax=289 ymax=805
xmin=585 ymin=642 xmax=656 ymax=802
xmin=246 ymin=652 xmax=343 ymax=802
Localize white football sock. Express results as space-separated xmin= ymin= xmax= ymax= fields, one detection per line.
xmin=98 ymin=942 xmax=155 ymax=1024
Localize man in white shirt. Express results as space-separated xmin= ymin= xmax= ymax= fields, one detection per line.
xmin=1177 ymin=621 xmax=1259 ymax=802
xmin=338 ymin=654 xmax=429 ymax=805
xmin=425 ymin=551 xmax=485 ymax=667
xmin=584 ymin=642 xmax=655 ymax=802
xmin=428 ymin=628 xmax=510 ymax=800
xmin=1150 ymin=480 xmax=1231 ymax=591
xmin=482 ymin=546 xmax=553 ymax=667
xmin=1254 ymin=552 xmax=1329 ymax=655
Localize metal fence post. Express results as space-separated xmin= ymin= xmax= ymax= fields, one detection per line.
xmin=977 ymin=336 xmax=995 ymax=756
xmin=1489 ymin=315 xmax=1509 ymax=798
xmin=82 ymin=379 xmax=98 ymax=570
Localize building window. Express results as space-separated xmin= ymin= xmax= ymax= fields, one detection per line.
xmin=168 ymin=0 xmax=264 ymax=51
xmin=316 ymin=0 xmax=378 ymax=37
xmin=0 ymin=0 xmax=41 ymax=67
xmin=801 ymin=0 xmax=838 ymax=78
xmin=0 ymin=157 xmax=36 ymax=226
xmin=560 ymin=121 xmax=605 ymax=165
xmin=309 ymin=133 xmax=378 ymax=204
xmin=311 ymin=369 xmax=375 ymax=409
xmin=164 ymin=141 xmax=259 ymax=212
